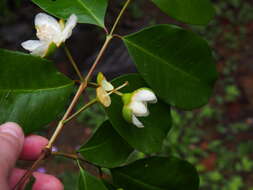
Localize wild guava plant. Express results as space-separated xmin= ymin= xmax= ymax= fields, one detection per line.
xmin=0 ymin=0 xmax=218 ymax=189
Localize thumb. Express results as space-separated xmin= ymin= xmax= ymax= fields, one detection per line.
xmin=0 ymin=122 xmax=24 ymax=188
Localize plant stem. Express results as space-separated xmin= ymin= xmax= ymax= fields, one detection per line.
xmin=63 ymin=98 xmax=97 ymax=124
xmin=108 ymin=81 xmax=128 ymax=96
xmin=110 ymin=0 xmax=131 ymax=35
xmin=84 ymin=35 xmax=113 ymax=82
xmin=88 ymin=82 xmax=99 ymax=88
xmin=52 ymin=151 xmax=80 ymax=160
xmin=64 ymin=44 xmax=84 ymax=81
xmin=46 ymin=82 xmax=87 ymax=149
xmin=13 ymin=1 xmax=132 ymax=188
xmin=12 ymin=150 xmax=49 ymax=190
xmin=52 ymin=151 xmax=100 ymax=167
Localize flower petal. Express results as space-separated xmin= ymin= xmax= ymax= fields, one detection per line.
xmin=97 ymin=72 xmax=114 ymax=91
xmin=133 ymin=88 xmax=157 ymax=103
xmin=21 ymin=40 xmax=44 ymax=51
xmin=31 ymin=41 xmax=50 ymax=57
xmin=101 ymin=79 xmax=114 ymax=91
xmin=96 ymin=86 xmax=111 ymax=107
xmin=129 ymin=101 xmax=149 ymax=117
xmin=61 ymin=14 xmax=77 ymax=42
xmin=35 ymin=13 xmax=61 ymax=42
xmin=97 ymin=72 xmax=104 ymax=84
xmin=132 ymin=115 xmax=144 ymax=128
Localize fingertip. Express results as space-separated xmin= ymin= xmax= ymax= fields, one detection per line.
xmin=20 ymin=135 xmax=48 ymax=160
xmin=9 ymin=168 xmax=23 ymax=188
xmin=9 ymin=168 xmax=64 ymax=190
xmin=33 ymin=172 xmax=64 ymax=190
xmin=0 ymin=123 xmax=24 ymax=178
xmin=0 ymin=122 xmax=24 ymax=143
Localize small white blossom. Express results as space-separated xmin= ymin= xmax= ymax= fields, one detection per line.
xmin=122 ymin=88 xmax=157 ymax=128
xmin=21 ymin=13 xmax=77 ymax=57
xmin=96 ymin=72 xmax=114 ymax=107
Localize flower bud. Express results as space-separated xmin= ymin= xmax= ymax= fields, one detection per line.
xmin=122 ymin=88 xmax=157 ymax=128
xmin=96 ymin=72 xmax=114 ymax=107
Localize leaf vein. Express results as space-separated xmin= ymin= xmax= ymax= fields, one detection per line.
xmin=124 ymin=39 xmax=203 ymax=84
xmin=115 ymin=171 xmax=165 ymax=190
xmin=77 ymin=0 xmax=103 ymax=27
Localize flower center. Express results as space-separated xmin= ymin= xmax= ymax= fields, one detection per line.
xmin=36 ymin=25 xmax=58 ymax=42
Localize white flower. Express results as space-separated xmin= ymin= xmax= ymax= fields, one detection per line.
xmin=21 ymin=13 xmax=77 ymax=57
xmin=122 ymin=88 xmax=157 ymax=128
xmin=96 ymin=72 xmax=114 ymax=107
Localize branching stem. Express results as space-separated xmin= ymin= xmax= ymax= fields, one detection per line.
xmin=108 ymin=81 xmax=128 ymax=96
xmin=63 ymin=98 xmax=98 ymax=124
xmin=84 ymin=35 xmax=113 ymax=82
xmin=52 ymin=151 xmax=81 ymax=161
xmin=110 ymin=0 xmax=131 ymax=35
xmin=13 ymin=0 xmax=132 ymax=188
xmin=46 ymin=82 xmax=87 ymax=149
xmin=52 ymin=151 xmax=100 ymax=168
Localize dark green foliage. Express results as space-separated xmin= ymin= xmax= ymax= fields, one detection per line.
xmin=106 ymin=74 xmax=172 ymax=154
xmin=78 ymin=165 xmax=108 ymax=190
xmin=0 ymin=49 xmax=74 ymax=134
xmin=78 ymin=120 xmax=133 ymax=168
xmin=32 ymin=0 xmax=108 ymax=27
xmin=151 ymin=0 xmax=215 ymax=25
xmin=124 ymin=25 xmax=217 ymax=110
xmin=111 ymin=157 xmax=199 ymax=190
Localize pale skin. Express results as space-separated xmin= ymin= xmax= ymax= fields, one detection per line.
xmin=0 ymin=122 xmax=63 ymax=190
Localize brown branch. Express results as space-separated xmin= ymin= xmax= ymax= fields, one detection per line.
xmin=13 ymin=0 xmax=132 ymax=188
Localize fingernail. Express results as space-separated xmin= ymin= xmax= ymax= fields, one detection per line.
xmin=0 ymin=122 xmax=21 ymax=138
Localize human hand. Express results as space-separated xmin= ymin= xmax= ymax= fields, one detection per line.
xmin=0 ymin=122 xmax=63 ymax=190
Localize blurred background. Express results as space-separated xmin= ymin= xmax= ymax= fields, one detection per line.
xmin=1 ymin=0 xmax=253 ymax=189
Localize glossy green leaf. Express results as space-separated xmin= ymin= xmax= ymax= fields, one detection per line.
xmin=78 ymin=120 xmax=133 ymax=168
xmin=111 ymin=156 xmax=199 ymax=190
xmin=123 ymin=25 xmax=217 ymax=110
xmin=0 ymin=49 xmax=74 ymax=134
xmin=32 ymin=0 xmax=108 ymax=27
xmin=78 ymin=164 xmax=108 ymax=190
xmin=151 ymin=0 xmax=215 ymax=25
xmin=106 ymin=74 xmax=172 ymax=154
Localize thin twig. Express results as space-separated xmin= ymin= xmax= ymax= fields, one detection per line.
xmin=108 ymin=81 xmax=128 ymax=96
xmin=110 ymin=0 xmax=131 ymax=35
xmin=88 ymin=82 xmax=99 ymax=88
xmin=52 ymin=151 xmax=81 ymax=160
xmin=84 ymin=35 xmax=113 ymax=82
xmin=112 ymin=34 xmax=123 ymax=39
xmin=52 ymin=151 xmax=100 ymax=168
xmin=12 ymin=149 xmax=50 ymax=190
xmin=64 ymin=44 xmax=84 ymax=81
xmin=46 ymin=82 xmax=87 ymax=149
xmin=13 ymin=0 xmax=133 ymax=188
xmin=63 ymin=98 xmax=98 ymax=124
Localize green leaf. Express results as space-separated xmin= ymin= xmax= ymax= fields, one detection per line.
xmin=106 ymin=74 xmax=172 ymax=154
xmin=78 ymin=120 xmax=133 ymax=168
xmin=150 ymin=0 xmax=215 ymax=25
xmin=78 ymin=164 xmax=108 ymax=190
xmin=24 ymin=176 xmax=36 ymax=190
xmin=111 ymin=156 xmax=199 ymax=190
xmin=0 ymin=49 xmax=74 ymax=134
xmin=32 ymin=0 xmax=108 ymax=27
xmin=123 ymin=25 xmax=217 ymax=110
